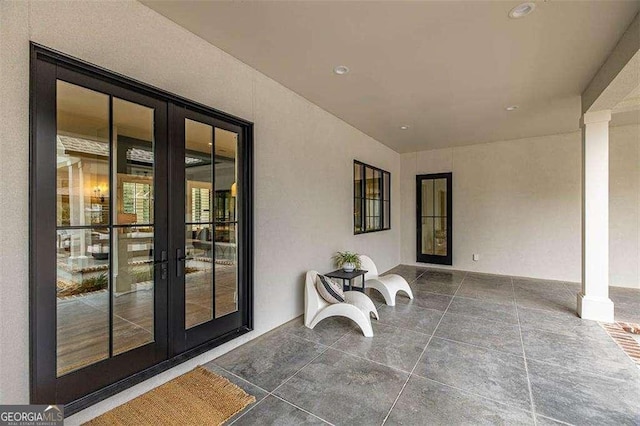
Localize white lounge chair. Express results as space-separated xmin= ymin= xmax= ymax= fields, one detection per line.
xmin=304 ymin=270 xmax=379 ymax=337
xmin=359 ymin=255 xmax=414 ymax=306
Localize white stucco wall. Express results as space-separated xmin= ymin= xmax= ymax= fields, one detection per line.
xmin=400 ymin=125 xmax=640 ymax=288
xmin=0 ymin=0 xmax=400 ymax=419
xmin=610 ymin=124 xmax=640 ymax=289
xmin=1 ymin=0 xmax=638 ymax=421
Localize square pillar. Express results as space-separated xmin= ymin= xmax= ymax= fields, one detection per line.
xmin=577 ymin=110 xmax=614 ymax=323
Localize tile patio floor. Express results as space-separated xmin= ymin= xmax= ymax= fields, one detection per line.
xmin=205 ymin=266 xmax=640 ymax=425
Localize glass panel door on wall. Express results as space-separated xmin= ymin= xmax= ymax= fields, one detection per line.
xmin=55 ymin=82 xmax=163 ymax=375
xmin=31 ymin=46 xmax=252 ymax=411
xmin=39 ymin=66 xmax=169 ymax=404
xmin=416 ymin=173 xmax=452 ymax=265
xmin=171 ymin=108 xmax=243 ymax=353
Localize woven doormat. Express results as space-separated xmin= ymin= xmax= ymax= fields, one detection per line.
xmin=85 ymin=367 xmax=255 ymax=425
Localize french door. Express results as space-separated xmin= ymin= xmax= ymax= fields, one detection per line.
xmin=30 ymin=45 xmax=252 ymax=413
xmin=416 ymin=173 xmax=452 ymax=265
xmin=169 ymin=107 xmax=246 ymax=353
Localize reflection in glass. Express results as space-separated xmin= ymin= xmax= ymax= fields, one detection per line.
xmin=56 ymin=81 xmax=110 ymax=227
xmin=112 ymin=227 xmax=155 ymax=355
xmin=185 ymin=119 xmax=214 ymax=328
xmin=56 ymin=228 xmax=110 ymax=377
xmin=383 ymin=200 xmax=390 ymax=229
xmin=364 ymin=167 xmax=382 ymax=231
xmin=214 ymin=127 xmax=238 ymax=318
xmin=422 ymin=217 xmax=435 ymax=255
xmin=383 ymin=172 xmax=390 ymax=201
xmin=185 ymin=224 xmax=214 ymax=328
xmin=113 ymin=98 xmax=154 ymax=225
xmin=56 ymin=80 xmax=112 ymax=377
xmin=383 ymin=172 xmax=391 ymax=230
xmin=422 ymin=180 xmax=434 ymax=217
xmin=183 ymin=115 xmax=241 ymax=325
xmin=185 ymin=119 xmax=213 ymax=223
xmin=56 ymin=81 xmax=159 ymax=374
xmin=365 ymin=168 xmax=373 ymax=197
xmin=192 ymin=187 xmax=211 ymax=223
xmin=434 ymin=220 xmax=447 ymax=256
xmin=354 ymin=163 xmax=363 ymax=198
xmin=354 ymin=163 xmax=363 ymax=233
xmin=354 ymin=163 xmax=391 ymax=233
xmin=111 ymin=98 xmax=156 ymax=355
xmin=434 ymin=178 xmax=448 ymax=256
xmin=434 ymin=178 xmax=447 ymax=217
xmin=420 ymin=176 xmax=448 ymax=258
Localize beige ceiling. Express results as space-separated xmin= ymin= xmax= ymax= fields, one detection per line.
xmin=611 ymin=83 xmax=640 ymax=127
xmin=613 ymin=83 xmax=640 ymax=113
xmin=144 ymin=1 xmax=640 ymax=153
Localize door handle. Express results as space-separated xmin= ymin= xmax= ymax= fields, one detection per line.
xmin=154 ymin=250 xmax=168 ymax=280
xmin=177 ymin=248 xmax=186 ymax=277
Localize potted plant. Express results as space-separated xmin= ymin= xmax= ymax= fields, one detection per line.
xmin=332 ymin=251 xmax=362 ymax=273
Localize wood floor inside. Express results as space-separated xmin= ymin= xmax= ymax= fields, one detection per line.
xmin=56 ymin=263 xmax=238 ymax=377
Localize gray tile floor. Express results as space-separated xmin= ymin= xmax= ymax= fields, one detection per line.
xmin=205 ymin=266 xmax=640 ymax=425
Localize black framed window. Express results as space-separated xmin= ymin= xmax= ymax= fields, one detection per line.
xmin=354 ymin=160 xmax=391 ymax=234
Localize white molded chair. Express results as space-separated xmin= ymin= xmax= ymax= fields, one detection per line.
xmin=359 ymin=255 xmax=414 ymax=306
xmin=304 ymin=270 xmax=379 ymax=337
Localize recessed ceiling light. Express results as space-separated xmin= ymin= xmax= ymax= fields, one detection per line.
xmin=333 ymin=65 xmax=350 ymax=75
xmin=400 ymin=125 xmax=409 ymax=130
xmin=505 ymin=105 xmax=519 ymax=111
xmin=509 ymin=2 xmax=536 ymax=19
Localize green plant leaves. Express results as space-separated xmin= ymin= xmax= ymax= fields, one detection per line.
xmin=332 ymin=251 xmax=362 ymax=269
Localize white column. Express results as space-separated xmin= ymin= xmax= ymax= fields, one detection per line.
xmin=577 ymin=110 xmax=614 ymax=323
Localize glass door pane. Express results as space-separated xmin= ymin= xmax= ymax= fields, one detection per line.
xmin=420 ymin=180 xmax=435 ymax=256
xmin=185 ymin=119 xmax=214 ymax=329
xmin=417 ymin=173 xmax=452 ymax=265
xmin=56 ymin=228 xmax=110 ymax=376
xmin=112 ymin=98 xmax=156 ymax=355
xmin=183 ymin=121 xmax=240 ymax=327
xmin=56 ymin=81 xmax=110 ymax=376
xmin=173 ymin=108 xmax=245 ymax=354
xmin=214 ymin=127 xmax=238 ymax=318
xmin=55 ymin=80 xmax=163 ymax=377
xmin=434 ymin=178 xmax=448 ymax=257
xmin=422 ymin=217 xmax=435 ymax=255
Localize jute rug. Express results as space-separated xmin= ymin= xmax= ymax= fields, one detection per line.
xmin=85 ymin=367 xmax=255 ymax=425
